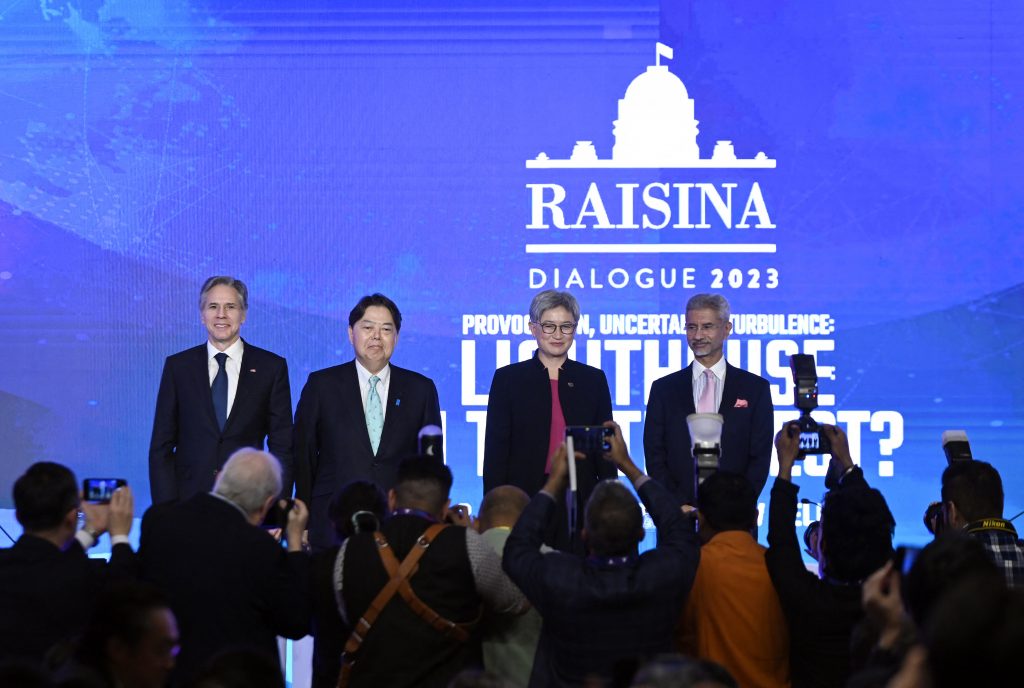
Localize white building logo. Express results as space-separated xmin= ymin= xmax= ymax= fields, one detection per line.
xmin=527 ymin=43 xmax=775 ymax=169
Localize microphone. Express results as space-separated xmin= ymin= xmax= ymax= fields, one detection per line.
xmin=800 ymin=498 xmax=821 ymax=508
xmin=418 ymin=425 xmax=443 ymax=460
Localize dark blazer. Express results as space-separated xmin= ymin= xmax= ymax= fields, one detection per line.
xmin=138 ymin=493 xmax=310 ymax=686
xmin=483 ymin=355 xmax=615 ymax=497
xmin=0 ymin=535 xmax=134 ymax=664
xmin=503 ymin=479 xmax=699 ymax=687
xmin=643 ymin=362 xmax=773 ymax=507
xmin=148 ymin=341 xmax=293 ymax=504
xmin=293 ymin=361 xmax=441 ymax=550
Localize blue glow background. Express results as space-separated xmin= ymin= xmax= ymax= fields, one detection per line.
xmin=1 ymin=1 xmax=1021 ymax=552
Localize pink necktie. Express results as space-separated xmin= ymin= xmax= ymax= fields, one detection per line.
xmin=698 ymin=369 xmax=717 ymax=413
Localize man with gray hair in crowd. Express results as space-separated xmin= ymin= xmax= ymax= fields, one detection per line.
xmin=139 ymin=448 xmax=310 ymax=686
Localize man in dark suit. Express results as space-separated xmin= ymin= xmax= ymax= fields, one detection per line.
xmin=503 ymin=422 xmax=699 ymax=686
xmin=0 ymin=462 xmax=135 ymax=665
xmin=149 ymin=276 xmax=293 ymax=505
xmin=294 ymin=293 xmax=442 ymax=550
xmin=643 ymin=293 xmax=774 ymax=507
xmin=138 ymin=448 xmax=310 ymax=686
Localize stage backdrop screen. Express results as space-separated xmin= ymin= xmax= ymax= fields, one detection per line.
xmin=1 ymin=0 xmax=1021 ymax=551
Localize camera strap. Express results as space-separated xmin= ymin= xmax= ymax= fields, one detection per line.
xmin=337 ymin=523 xmax=480 ymax=688
xmin=965 ymin=518 xmax=1017 ymax=536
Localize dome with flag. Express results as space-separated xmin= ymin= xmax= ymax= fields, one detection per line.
xmin=612 ymin=44 xmax=699 ymax=166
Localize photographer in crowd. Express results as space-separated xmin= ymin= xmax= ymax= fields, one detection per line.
xmin=767 ymin=423 xmax=894 ymax=688
xmin=940 ymin=459 xmax=1024 ymax=588
xmin=503 ymin=421 xmax=699 ymax=686
xmin=0 ymin=462 xmax=134 ymax=667
xmin=138 ymin=448 xmax=310 ymax=686
xmin=335 ymin=456 xmax=526 ymax=688
xmin=850 ymin=532 xmax=1002 ymax=687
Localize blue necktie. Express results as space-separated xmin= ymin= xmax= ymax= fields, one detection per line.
xmin=366 ymin=375 xmax=384 ymax=455
xmin=212 ymin=352 xmax=228 ymax=431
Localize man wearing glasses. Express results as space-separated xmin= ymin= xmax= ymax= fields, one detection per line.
xmin=643 ymin=293 xmax=773 ymax=508
xmin=483 ymin=290 xmax=614 ymax=552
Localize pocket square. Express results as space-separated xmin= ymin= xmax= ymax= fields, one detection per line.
xmin=734 ymin=398 xmax=749 ymax=408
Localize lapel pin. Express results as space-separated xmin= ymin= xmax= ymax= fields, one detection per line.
xmin=249 ymin=369 xmax=256 ymax=373
xmin=395 ymin=398 xmax=401 ymax=406
xmin=567 ymin=382 xmax=575 ymax=388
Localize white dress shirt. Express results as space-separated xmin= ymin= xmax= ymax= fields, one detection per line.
xmin=207 ymin=339 xmax=244 ymax=420
xmin=691 ymin=356 xmax=727 ymax=413
xmin=355 ymin=360 xmax=391 ymax=423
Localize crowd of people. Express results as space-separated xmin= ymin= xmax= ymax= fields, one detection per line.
xmin=1 ymin=429 xmax=1022 ymax=688
xmin=1 ymin=280 xmax=1022 ymax=687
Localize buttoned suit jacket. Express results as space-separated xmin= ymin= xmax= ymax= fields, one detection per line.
xmin=148 ymin=341 xmax=293 ymax=505
xmin=293 ymin=361 xmax=441 ymax=549
xmin=643 ymin=362 xmax=773 ymax=507
xmin=138 ymin=493 xmax=310 ymax=685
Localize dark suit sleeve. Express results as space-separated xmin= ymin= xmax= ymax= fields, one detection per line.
xmin=293 ymin=374 xmax=319 ymax=507
xmin=502 ymin=492 xmax=557 ymax=612
xmin=267 ymin=358 xmax=295 ymax=498
xmin=594 ymin=369 xmax=617 ymax=481
xmin=482 ymin=368 xmax=512 ymax=495
xmin=149 ymin=358 xmax=179 ymax=504
xmin=107 ymin=542 xmax=138 ymax=581
xmin=643 ymin=380 xmax=679 ymax=498
xmin=744 ymin=377 xmax=775 ymax=498
xmin=765 ymin=477 xmax=817 ymax=612
xmin=421 ymin=376 xmax=442 ymax=429
xmin=639 ymin=478 xmax=697 ymax=558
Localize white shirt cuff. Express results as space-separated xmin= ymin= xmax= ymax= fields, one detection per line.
xmin=74 ymin=529 xmax=97 ymax=550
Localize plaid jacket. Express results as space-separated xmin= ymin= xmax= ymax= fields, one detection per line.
xmin=967 ymin=520 xmax=1024 ymax=589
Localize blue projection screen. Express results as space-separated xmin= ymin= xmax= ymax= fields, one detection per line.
xmin=1 ymin=1 xmax=1021 ymax=548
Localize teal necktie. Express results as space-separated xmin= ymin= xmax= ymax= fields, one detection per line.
xmin=366 ymin=375 xmax=384 ymax=454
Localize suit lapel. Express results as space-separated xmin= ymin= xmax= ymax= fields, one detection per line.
xmin=678 ymin=364 xmax=697 ymax=415
xmin=225 ymin=344 xmax=256 ymax=433
xmin=192 ymin=345 xmax=220 ymax=431
xmin=378 ymin=366 xmax=403 ymax=457
xmin=719 ymin=362 xmax=740 ymax=417
xmin=341 ymin=363 xmax=376 ymax=457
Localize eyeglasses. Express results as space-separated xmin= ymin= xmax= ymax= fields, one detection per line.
xmin=534 ymin=321 xmax=577 ymax=335
xmin=684 ymin=322 xmax=722 ymax=334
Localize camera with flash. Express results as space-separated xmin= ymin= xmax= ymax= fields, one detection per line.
xmin=789 ymin=353 xmax=831 ymax=455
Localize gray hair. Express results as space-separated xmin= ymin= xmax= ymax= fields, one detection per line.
xmin=213 ymin=449 xmax=282 ymax=515
xmin=199 ymin=276 xmax=249 ymax=311
xmin=529 ymin=290 xmax=580 ymax=323
xmin=685 ymin=293 xmax=730 ymax=322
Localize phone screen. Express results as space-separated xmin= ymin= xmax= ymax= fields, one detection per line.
xmin=82 ymin=478 xmax=126 ymax=503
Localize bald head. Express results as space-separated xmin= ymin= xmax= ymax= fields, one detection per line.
xmin=477 ymin=485 xmax=530 ymax=532
xmin=213 ymin=449 xmax=282 ymax=516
